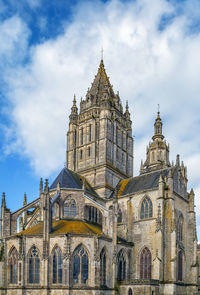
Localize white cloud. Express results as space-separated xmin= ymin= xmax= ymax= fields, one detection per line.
xmin=1 ymin=0 xmax=200 ymax=231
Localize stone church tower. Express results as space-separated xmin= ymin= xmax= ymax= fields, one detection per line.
xmin=67 ymin=59 xmax=133 ymax=197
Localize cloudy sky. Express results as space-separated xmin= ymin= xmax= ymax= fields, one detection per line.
xmin=0 ymin=0 xmax=200 ymax=235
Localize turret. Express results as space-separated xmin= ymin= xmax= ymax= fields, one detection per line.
xmin=140 ymin=111 xmax=170 ymax=174
xmin=0 ymin=192 xmax=11 ymax=237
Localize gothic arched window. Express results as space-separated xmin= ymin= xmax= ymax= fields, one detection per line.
xmin=117 ymin=208 xmax=122 ymax=223
xmin=9 ymin=247 xmax=18 ymax=284
xmin=52 ymin=246 xmax=62 ymax=284
xmin=140 ymin=247 xmax=151 ymax=279
xmin=117 ymin=250 xmax=126 ymax=281
xmin=100 ymin=248 xmax=106 ymax=286
xmin=28 ymin=246 xmax=40 ymax=284
xmin=64 ymin=198 xmax=76 ymax=217
xmin=140 ymin=197 xmax=153 ymax=219
xmin=178 ymin=250 xmax=183 ymax=281
xmin=73 ymin=245 xmax=88 ymax=285
xmin=89 ymin=124 xmax=92 ymax=142
xmin=177 ymin=215 xmax=183 ymax=242
xmin=84 ymin=205 xmax=102 ymax=225
xmin=128 ymin=288 xmax=133 ymax=295
xmin=80 ymin=127 xmax=84 ymax=145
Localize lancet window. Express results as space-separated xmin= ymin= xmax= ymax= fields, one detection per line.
xmin=128 ymin=288 xmax=133 ymax=295
xmin=177 ymin=250 xmax=183 ymax=281
xmin=117 ymin=250 xmax=126 ymax=281
xmin=117 ymin=208 xmax=122 ymax=223
xmin=84 ymin=205 xmax=102 ymax=225
xmin=100 ymin=248 xmax=106 ymax=286
xmin=140 ymin=247 xmax=151 ymax=279
xmin=9 ymin=247 xmax=18 ymax=284
xmin=177 ymin=214 xmax=183 ymax=242
xmin=28 ymin=246 xmax=40 ymax=284
xmin=140 ymin=197 xmax=153 ymax=219
xmin=73 ymin=245 xmax=88 ymax=285
xmin=64 ymin=198 xmax=76 ymax=217
xmin=52 ymin=246 xmax=62 ymax=284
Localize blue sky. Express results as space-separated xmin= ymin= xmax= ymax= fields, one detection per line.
xmin=0 ymin=0 xmax=200 ymax=234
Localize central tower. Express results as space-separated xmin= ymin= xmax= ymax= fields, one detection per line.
xmin=67 ymin=59 xmax=134 ymax=197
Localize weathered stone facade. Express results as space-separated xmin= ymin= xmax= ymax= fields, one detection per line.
xmin=0 ymin=59 xmax=199 ymax=295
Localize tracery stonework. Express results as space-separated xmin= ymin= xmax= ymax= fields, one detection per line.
xmin=0 ymin=59 xmax=199 ymax=295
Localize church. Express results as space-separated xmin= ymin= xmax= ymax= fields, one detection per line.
xmin=0 ymin=59 xmax=199 ymax=295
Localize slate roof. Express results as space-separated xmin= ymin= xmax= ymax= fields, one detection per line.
xmin=117 ymin=168 xmax=171 ymax=197
xmin=50 ymin=168 xmax=98 ymax=197
xmin=18 ymin=219 xmax=102 ymax=236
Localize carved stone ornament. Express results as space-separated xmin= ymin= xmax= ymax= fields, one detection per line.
xmin=112 ymin=246 xmax=117 ymax=264
xmin=63 ymin=236 xmax=71 ymax=260
xmin=156 ymin=204 xmax=162 ymax=232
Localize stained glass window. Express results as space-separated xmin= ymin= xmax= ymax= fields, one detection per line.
xmin=178 ymin=251 xmax=183 ymax=281
xmin=52 ymin=246 xmax=62 ymax=284
xmin=28 ymin=246 xmax=40 ymax=284
xmin=140 ymin=197 xmax=153 ymax=219
xmin=9 ymin=247 xmax=18 ymax=284
xmin=64 ymin=199 xmax=76 ymax=217
xmin=73 ymin=245 xmax=88 ymax=285
xmin=177 ymin=215 xmax=183 ymax=241
xmin=117 ymin=250 xmax=126 ymax=281
xmin=140 ymin=247 xmax=151 ymax=279
xmin=100 ymin=248 xmax=106 ymax=286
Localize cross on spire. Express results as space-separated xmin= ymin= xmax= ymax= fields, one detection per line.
xmin=101 ymin=47 xmax=104 ymax=60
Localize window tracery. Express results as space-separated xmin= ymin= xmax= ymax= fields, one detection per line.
xmin=140 ymin=247 xmax=151 ymax=279
xmin=9 ymin=247 xmax=18 ymax=284
xmin=73 ymin=245 xmax=88 ymax=285
xmin=64 ymin=198 xmax=76 ymax=217
xmin=100 ymin=248 xmax=106 ymax=286
xmin=117 ymin=250 xmax=126 ymax=281
xmin=52 ymin=246 xmax=62 ymax=284
xmin=140 ymin=197 xmax=153 ymax=219
xmin=28 ymin=246 xmax=40 ymax=284
xmin=177 ymin=214 xmax=183 ymax=242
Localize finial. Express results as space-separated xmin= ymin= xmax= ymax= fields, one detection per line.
xmin=176 ymin=154 xmax=180 ymax=166
xmin=101 ymin=47 xmax=104 ymax=60
xmin=23 ymin=193 xmax=27 ymax=206
xmin=126 ymin=100 xmax=129 ymax=110
xmin=157 ymin=104 xmax=160 ymax=119
xmin=44 ymin=179 xmax=49 ymax=193
xmin=73 ymin=94 xmax=76 ymax=103
xmin=1 ymin=192 xmax=6 ymax=207
xmin=40 ymin=178 xmax=43 ymax=194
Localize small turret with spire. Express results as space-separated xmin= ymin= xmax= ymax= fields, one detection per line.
xmin=69 ymin=94 xmax=78 ymax=122
xmin=140 ymin=109 xmax=170 ymax=174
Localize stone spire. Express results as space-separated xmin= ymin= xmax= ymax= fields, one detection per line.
xmin=69 ymin=94 xmax=78 ymax=122
xmin=140 ymin=111 xmax=170 ymax=174
xmin=88 ymin=59 xmax=115 ymax=102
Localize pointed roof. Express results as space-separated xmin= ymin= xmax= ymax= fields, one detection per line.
xmin=50 ymin=168 xmax=98 ymax=197
xmin=88 ymin=59 xmax=115 ymax=100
